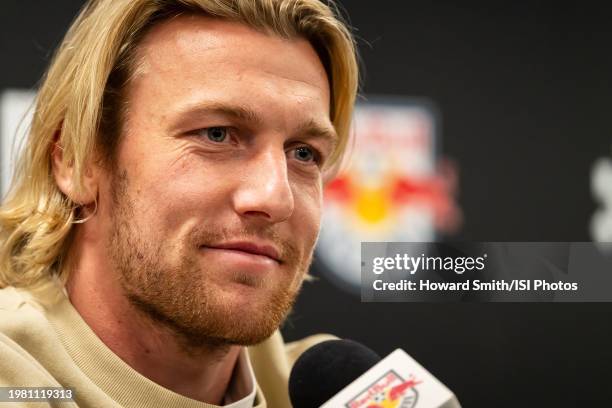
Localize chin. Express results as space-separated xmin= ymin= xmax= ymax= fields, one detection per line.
xmin=215 ymin=293 xmax=296 ymax=344
xmin=202 ymin=307 xmax=285 ymax=346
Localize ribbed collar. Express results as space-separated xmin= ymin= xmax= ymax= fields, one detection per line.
xmin=43 ymin=284 xmax=264 ymax=408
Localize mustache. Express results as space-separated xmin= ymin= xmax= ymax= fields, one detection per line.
xmin=189 ymin=225 xmax=300 ymax=264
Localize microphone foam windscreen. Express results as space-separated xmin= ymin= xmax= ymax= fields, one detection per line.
xmin=288 ymin=339 xmax=381 ymax=408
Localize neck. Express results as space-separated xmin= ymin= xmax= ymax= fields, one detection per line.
xmin=65 ymin=228 xmax=241 ymax=405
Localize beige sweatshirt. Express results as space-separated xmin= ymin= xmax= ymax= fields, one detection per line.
xmin=0 ymin=283 xmax=333 ymax=408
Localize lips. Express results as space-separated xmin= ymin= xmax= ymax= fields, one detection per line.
xmin=204 ymin=241 xmax=282 ymax=263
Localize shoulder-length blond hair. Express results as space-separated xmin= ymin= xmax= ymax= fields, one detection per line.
xmin=0 ymin=0 xmax=358 ymax=290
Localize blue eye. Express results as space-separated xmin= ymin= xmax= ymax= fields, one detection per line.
xmin=206 ymin=127 xmax=227 ymax=142
xmin=294 ymin=146 xmax=315 ymax=162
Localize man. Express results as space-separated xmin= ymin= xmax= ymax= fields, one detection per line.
xmin=0 ymin=0 xmax=358 ymax=407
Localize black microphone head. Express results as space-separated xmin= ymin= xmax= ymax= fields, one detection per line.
xmin=289 ymin=339 xmax=381 ymax=408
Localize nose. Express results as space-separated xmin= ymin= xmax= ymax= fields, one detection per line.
xmin=232 ymin=147 xmax=295 ymax=223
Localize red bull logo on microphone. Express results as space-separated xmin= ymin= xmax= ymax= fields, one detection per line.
xmin=346 ymin=371 xmax=420 ymax=408
xmin=317 ymin=99 xmax=462 ymax=293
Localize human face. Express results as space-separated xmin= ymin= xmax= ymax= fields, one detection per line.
xmin=100 ymin=15 xmax=334 ymax=347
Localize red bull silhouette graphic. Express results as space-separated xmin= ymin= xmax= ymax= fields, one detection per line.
xmin=346 ymin=371 xmax=421 ymax=408
xmin=317 ymin=100 xmax=462 ymax=293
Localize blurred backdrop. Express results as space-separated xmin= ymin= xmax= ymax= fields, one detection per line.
xmin=2 ymin=1 xmax=612 ymax=407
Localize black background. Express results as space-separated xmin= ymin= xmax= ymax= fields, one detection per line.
xmin=2 ymin=1 xmax=611 ymax=407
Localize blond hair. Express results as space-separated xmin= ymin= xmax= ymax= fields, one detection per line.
xmin=0 ymin=0 xmax=359 ymax=290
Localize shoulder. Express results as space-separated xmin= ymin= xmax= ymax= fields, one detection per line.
xmin=248 ymin=331 xmax=338 ymax=407
xmin=284 ymin=333 xmax=338 ymax=367
xmin=248 ymin=331 xmax=338 ymax=372
xmin=0 ymin=285 xmax=28 ymax=310
xmin=0 ymin=286 xmax=61 ymax=386
xmin=0 ymin=286 xmax=51 ymax=342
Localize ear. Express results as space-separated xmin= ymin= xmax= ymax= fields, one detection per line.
xmin=51 ymin=140 xmax=99 ymax=205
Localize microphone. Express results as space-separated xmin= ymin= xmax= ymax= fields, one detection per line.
xmin=289 ymin=339 xmax=461 ymax=408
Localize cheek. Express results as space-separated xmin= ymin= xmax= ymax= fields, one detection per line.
xmin=291 ymin=180 xmax=323 ymax=242
xmin=128 ymin=152 xmax=233 ymax=228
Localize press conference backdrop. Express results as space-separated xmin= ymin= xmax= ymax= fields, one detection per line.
xmin=2 ymin=1 xmax=612 ymax=407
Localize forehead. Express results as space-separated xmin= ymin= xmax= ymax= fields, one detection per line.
xmin=128 ymin=14 xmax=331 ymax=124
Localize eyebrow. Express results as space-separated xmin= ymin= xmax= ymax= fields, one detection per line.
xmin=171 ymin=102 xmax=338 ymax=149
xmin=172 ymin=102 xmax=263 ymax=128
xmin=293 ymin=118 xmax=339 ymax=151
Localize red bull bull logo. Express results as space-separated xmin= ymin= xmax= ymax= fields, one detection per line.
xmin=346 ymin=371 xmax=420 ymax=408
xmin=317 ymin=100 xmax=461 ymax=292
